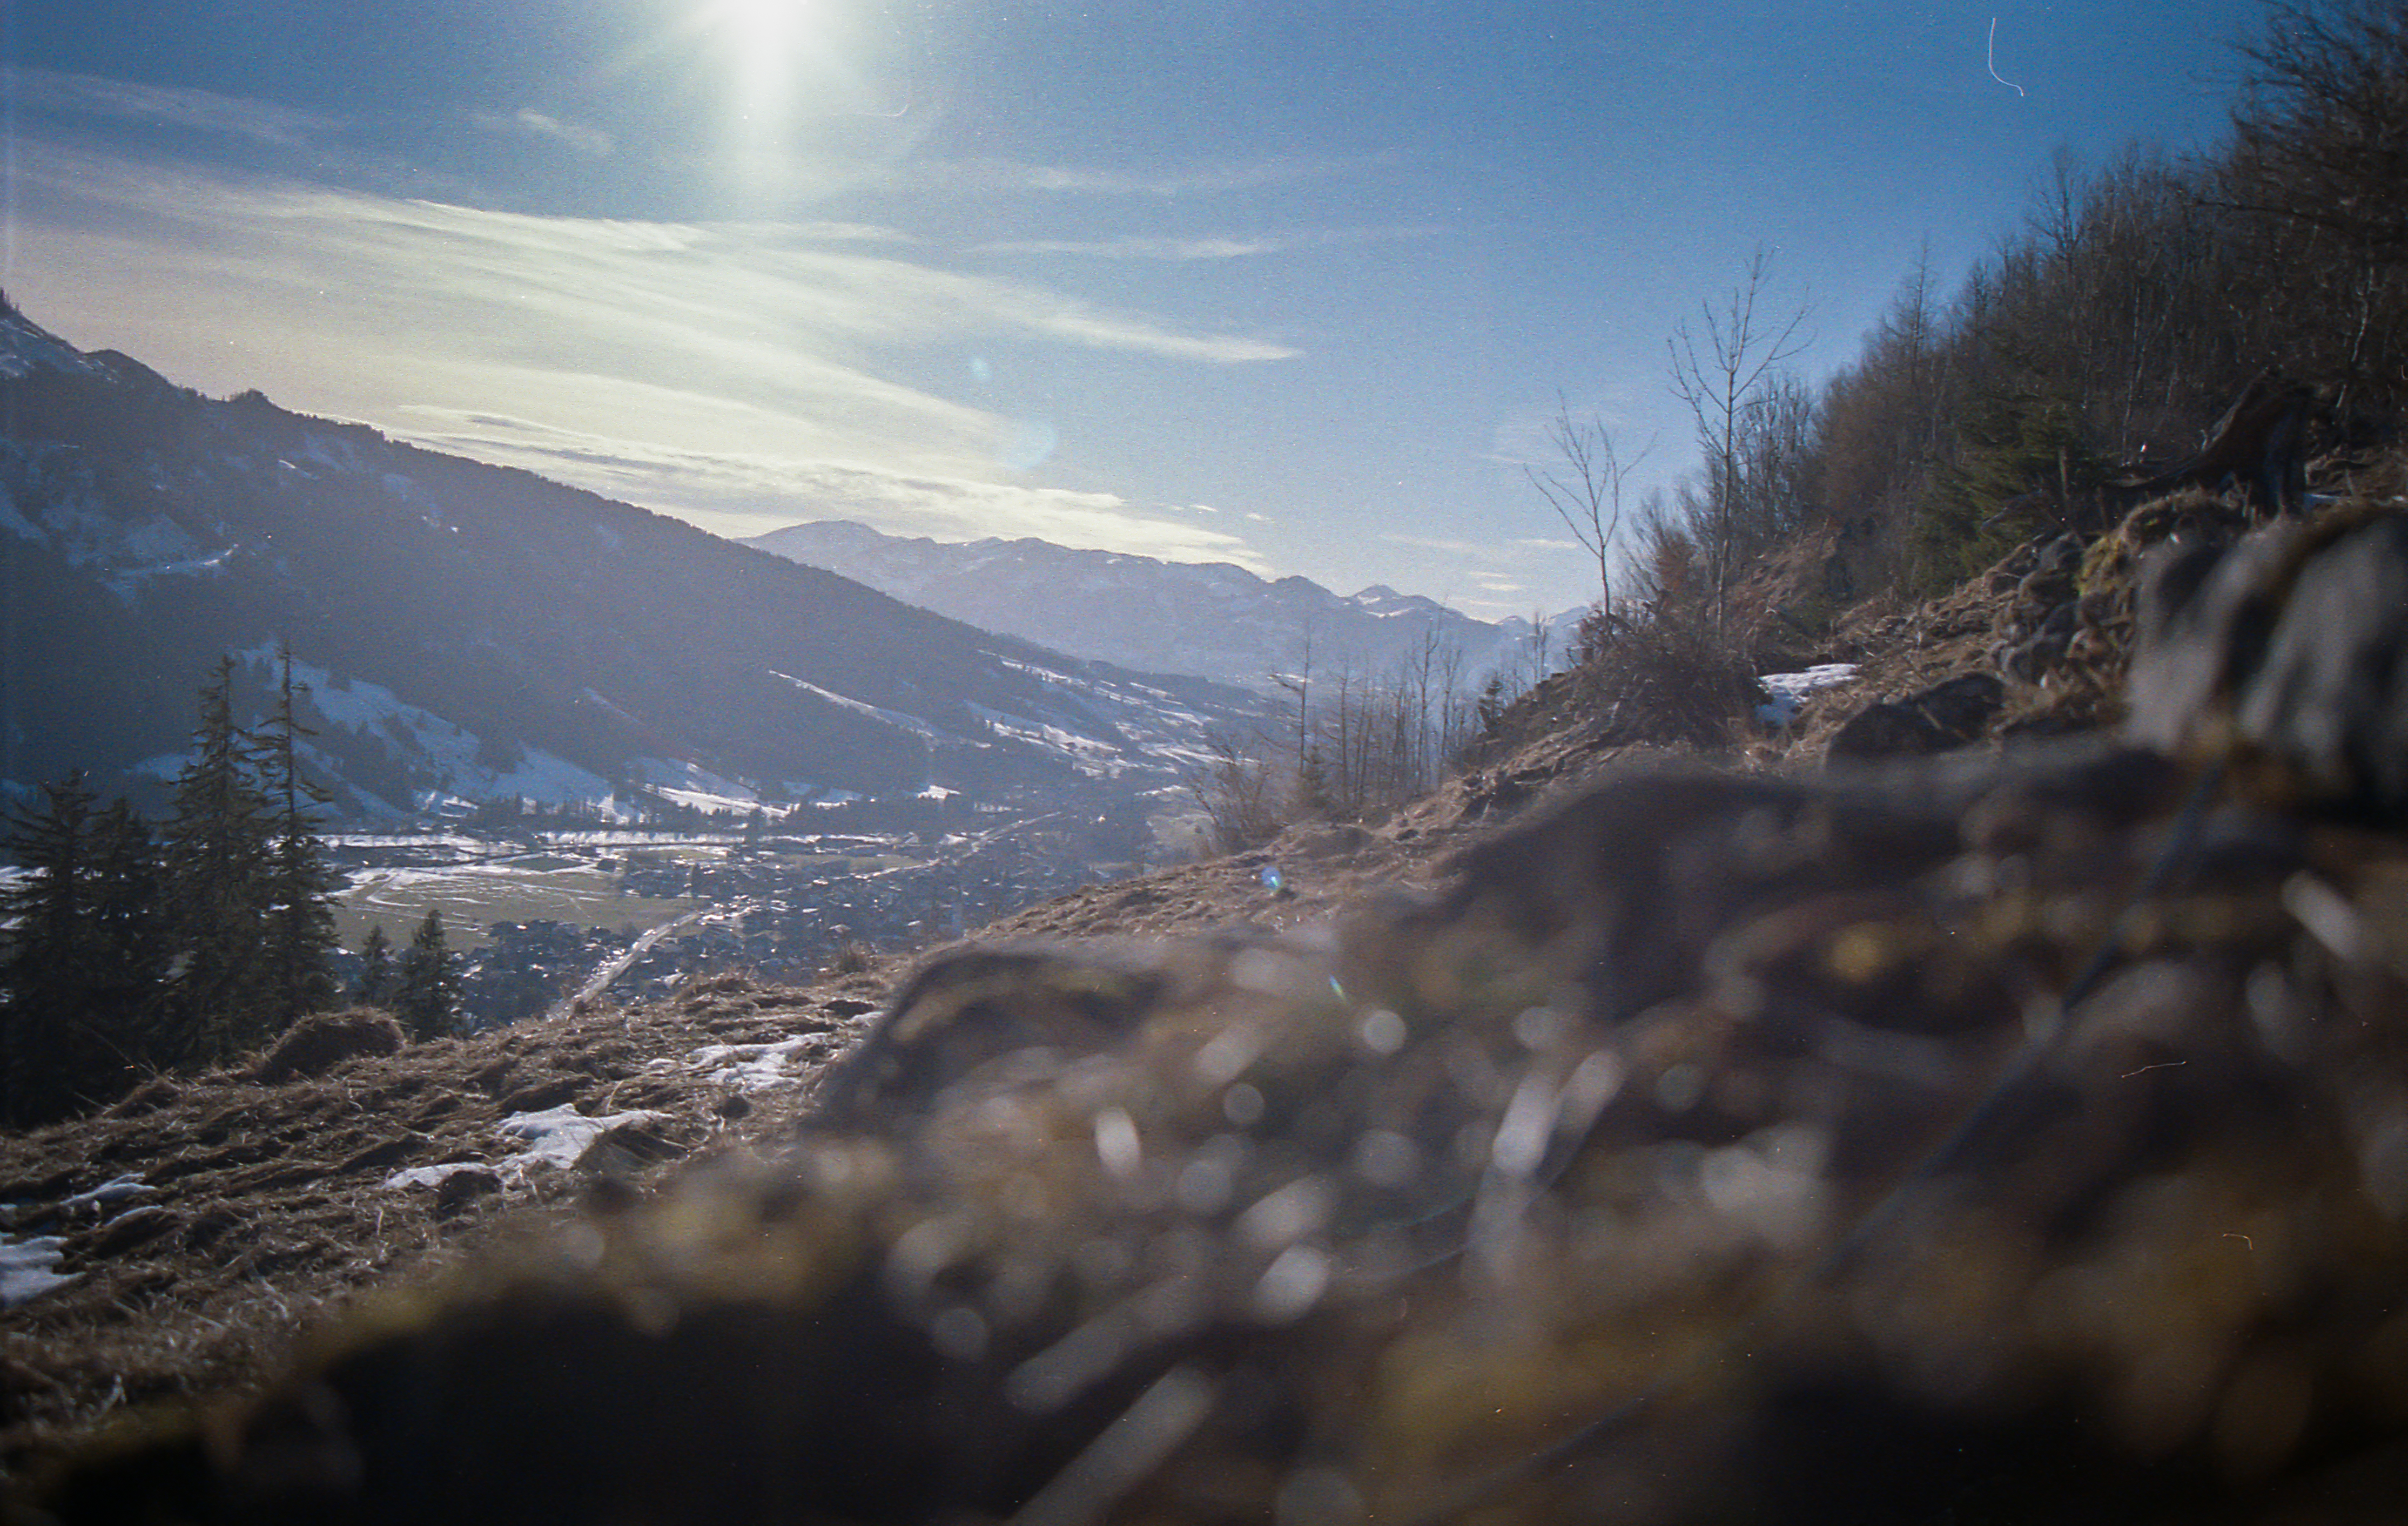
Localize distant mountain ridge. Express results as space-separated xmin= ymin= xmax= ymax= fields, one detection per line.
xmin=0 ymin=305 xmax=1265 ymax=821
xmin=745 ymin=520 xmax=1576 ymax=695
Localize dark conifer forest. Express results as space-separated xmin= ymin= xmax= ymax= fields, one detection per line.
xmin=0 ymin=654 xmax=352 ymax=1125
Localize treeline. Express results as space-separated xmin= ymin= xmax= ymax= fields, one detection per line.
xmin=1199 ymin=1 xmax=2408 ymax=846
xmin=0 ymin=654 xmax=455 ymax=1127
xmin=1193 ymin=626 xmax=1570 ymax=851
xmin=1611 ymin=0 xmax=2408 ymax=630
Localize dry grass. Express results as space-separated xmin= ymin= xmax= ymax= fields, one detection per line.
xmin=0 ymin=968 xmax=899 ymax=1484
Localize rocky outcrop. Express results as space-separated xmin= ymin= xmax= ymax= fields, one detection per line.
xmin=1824 ymin=671 xmax=2005 ymax=759
xmin=2129 ymin=503 xmax=2408 ymax=821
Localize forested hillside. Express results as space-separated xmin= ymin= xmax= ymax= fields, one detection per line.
xmin=1599 ymin=0 xmax=2405 ymax=629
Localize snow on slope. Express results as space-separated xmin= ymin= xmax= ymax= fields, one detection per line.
xmin=131 ymin=651 xmax=622 ymax=817
xmin=0 ymin=308 xmax=110 ymax=382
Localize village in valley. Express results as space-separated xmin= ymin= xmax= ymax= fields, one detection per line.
xmin=326 ymin=786 xmax=1165 ymax=1029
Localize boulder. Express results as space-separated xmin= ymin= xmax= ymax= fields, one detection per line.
xmin=2128 ymin=505 xmax=2408 ymax=820
xmin=1825 ymin=672 xmax=2005 ymax=760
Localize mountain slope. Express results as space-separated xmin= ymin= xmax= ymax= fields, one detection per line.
xmin=0 ymin=306 xmax=1264 ymax=819
xmin=745 ymin=519 xmax=1572 ymax=694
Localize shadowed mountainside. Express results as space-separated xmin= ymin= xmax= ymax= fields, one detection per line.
xmin=0 ymin=307 xmax=1264 ymax=819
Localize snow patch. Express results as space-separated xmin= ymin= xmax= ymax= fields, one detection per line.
xmin=633 ymin=758 xmax=763 ymax=816
xmin=1756 ymin=664 xmax=1860 ymax=728
xmin=384 ymin=1104 xmax=669 ymax=1191
xmin=262 ymin=652 xmax=618 ymax=808
xmin=496 ymin=1104 xmax=668 ymax=1170
xmin=0 ymin=1234 xmax=74 ymax=1308
xmin=684 ymin=1036 xmax=823 ymax=1092
xmin=59 ymin=1176 xmax=154 ymax=1215
xmin=769 ymin=672 xmax=946 ymax=740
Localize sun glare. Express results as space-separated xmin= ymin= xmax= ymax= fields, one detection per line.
xmin=719 ymin=0 xmax=806 ymax=51
xmin=709 ymin=0 xmax=815 ymax=130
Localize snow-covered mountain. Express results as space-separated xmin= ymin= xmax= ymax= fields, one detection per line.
xmin=0 ymin=303 xmax=1266 ymax=821
xmin=746 ymin=521 xmax=1582 ymax=695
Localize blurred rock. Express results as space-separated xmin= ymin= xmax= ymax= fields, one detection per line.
xmin=2129 ymin=505 xmax=2408 ymax=820
xmin=1826 ymin=672 xmax=2005 ymax=760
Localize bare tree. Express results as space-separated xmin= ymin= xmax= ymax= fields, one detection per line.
xmin=1667 ymin=246 xmax=1812 ymax=631
xmin=1271 ymin=619 xmax=1315 ymax=778
xmin=1524 ymin=395 xmax=1653 ymax=629
xmin=1525 ymin=605 xmax=1557 ymax=691
xmin=2226 ymin=0 xmax=2408 ymax=264
xmin=1190 ymin=733 xmax=1282 ymax=853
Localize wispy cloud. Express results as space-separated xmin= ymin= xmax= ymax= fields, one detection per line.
xmin=400 ymin=409 xmax=1274 ymax=569
xmin=899 ymin=153 xmax=1383 ymax=199
xmin=970 ymin=225 xmax=1444 ymax=261
xmin=4 ymin=137 xmax=1286 ymax=568
xmin=728 ymin=220 xmax=922 ymax=245
xmin=974 ymin=235 xmax=1283 ymax=261
xmin=10 ymin=67 xmax=342 ymax=149
xmin=1381 ymin=532 xmax=1492 ymax=556
xmin=14 ymin=139 xmax=1297 ymax=376
xmin=473 ymin=107 xmax=615 ymax=158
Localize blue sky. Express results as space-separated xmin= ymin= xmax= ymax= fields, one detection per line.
xmin=4 ymin=1 xmax=2267 ymax=616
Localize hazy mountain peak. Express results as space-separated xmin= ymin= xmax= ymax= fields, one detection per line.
xmin=746 ymin=520 xmax=1549 ymax=694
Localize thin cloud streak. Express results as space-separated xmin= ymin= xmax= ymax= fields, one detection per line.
xmin=970 ymin=226 xmax=1447 ymax=261
xmin=12 ymin=138 xmax=1297 ymax=387
xmin=473 ymin=108 xmax=616 ymax=158
xmin=402 ymin=408 xmax=1276 ymax=570
xmin=1380 ymin=532 xmax=1492 ymax=556
xmin=974 ymin=235 xmax=1283 ymax=261
xmin=900 ymin=153 xmax=1385 ymax=199
xmin=7 ymin=67 xmax=343 ymax=148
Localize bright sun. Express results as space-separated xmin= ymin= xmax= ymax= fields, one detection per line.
xmin=704 ymin=0 xmax=813 ymax=128
xmin=717 ymin=0 xmax=806 ymax=50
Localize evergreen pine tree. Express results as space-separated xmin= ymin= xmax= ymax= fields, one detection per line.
xmin=355 ymin=924 xmax=395 ymax=1008
xmin=0 ymin=778 xmax=165 ymax=1124
xmin=160 ymin=656 xmax=276 ymax=1063
xmin=83 ymin=797 xmax=171 ymax=1075
xmin=256 ymin=646 xmax=340 ymax=1024
xmin=396 ymin=909 xmax=459 ymax=1041
xmin=1914 ymin=379 xmax=2107 ymax=594
xmin=2 ymin=775 xmax=104 ymax=1125
xmin=1476 ymin=675 xmax=1509 ymax=737
xmin=1296 ymin=747 xmax=1336 ymax=819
